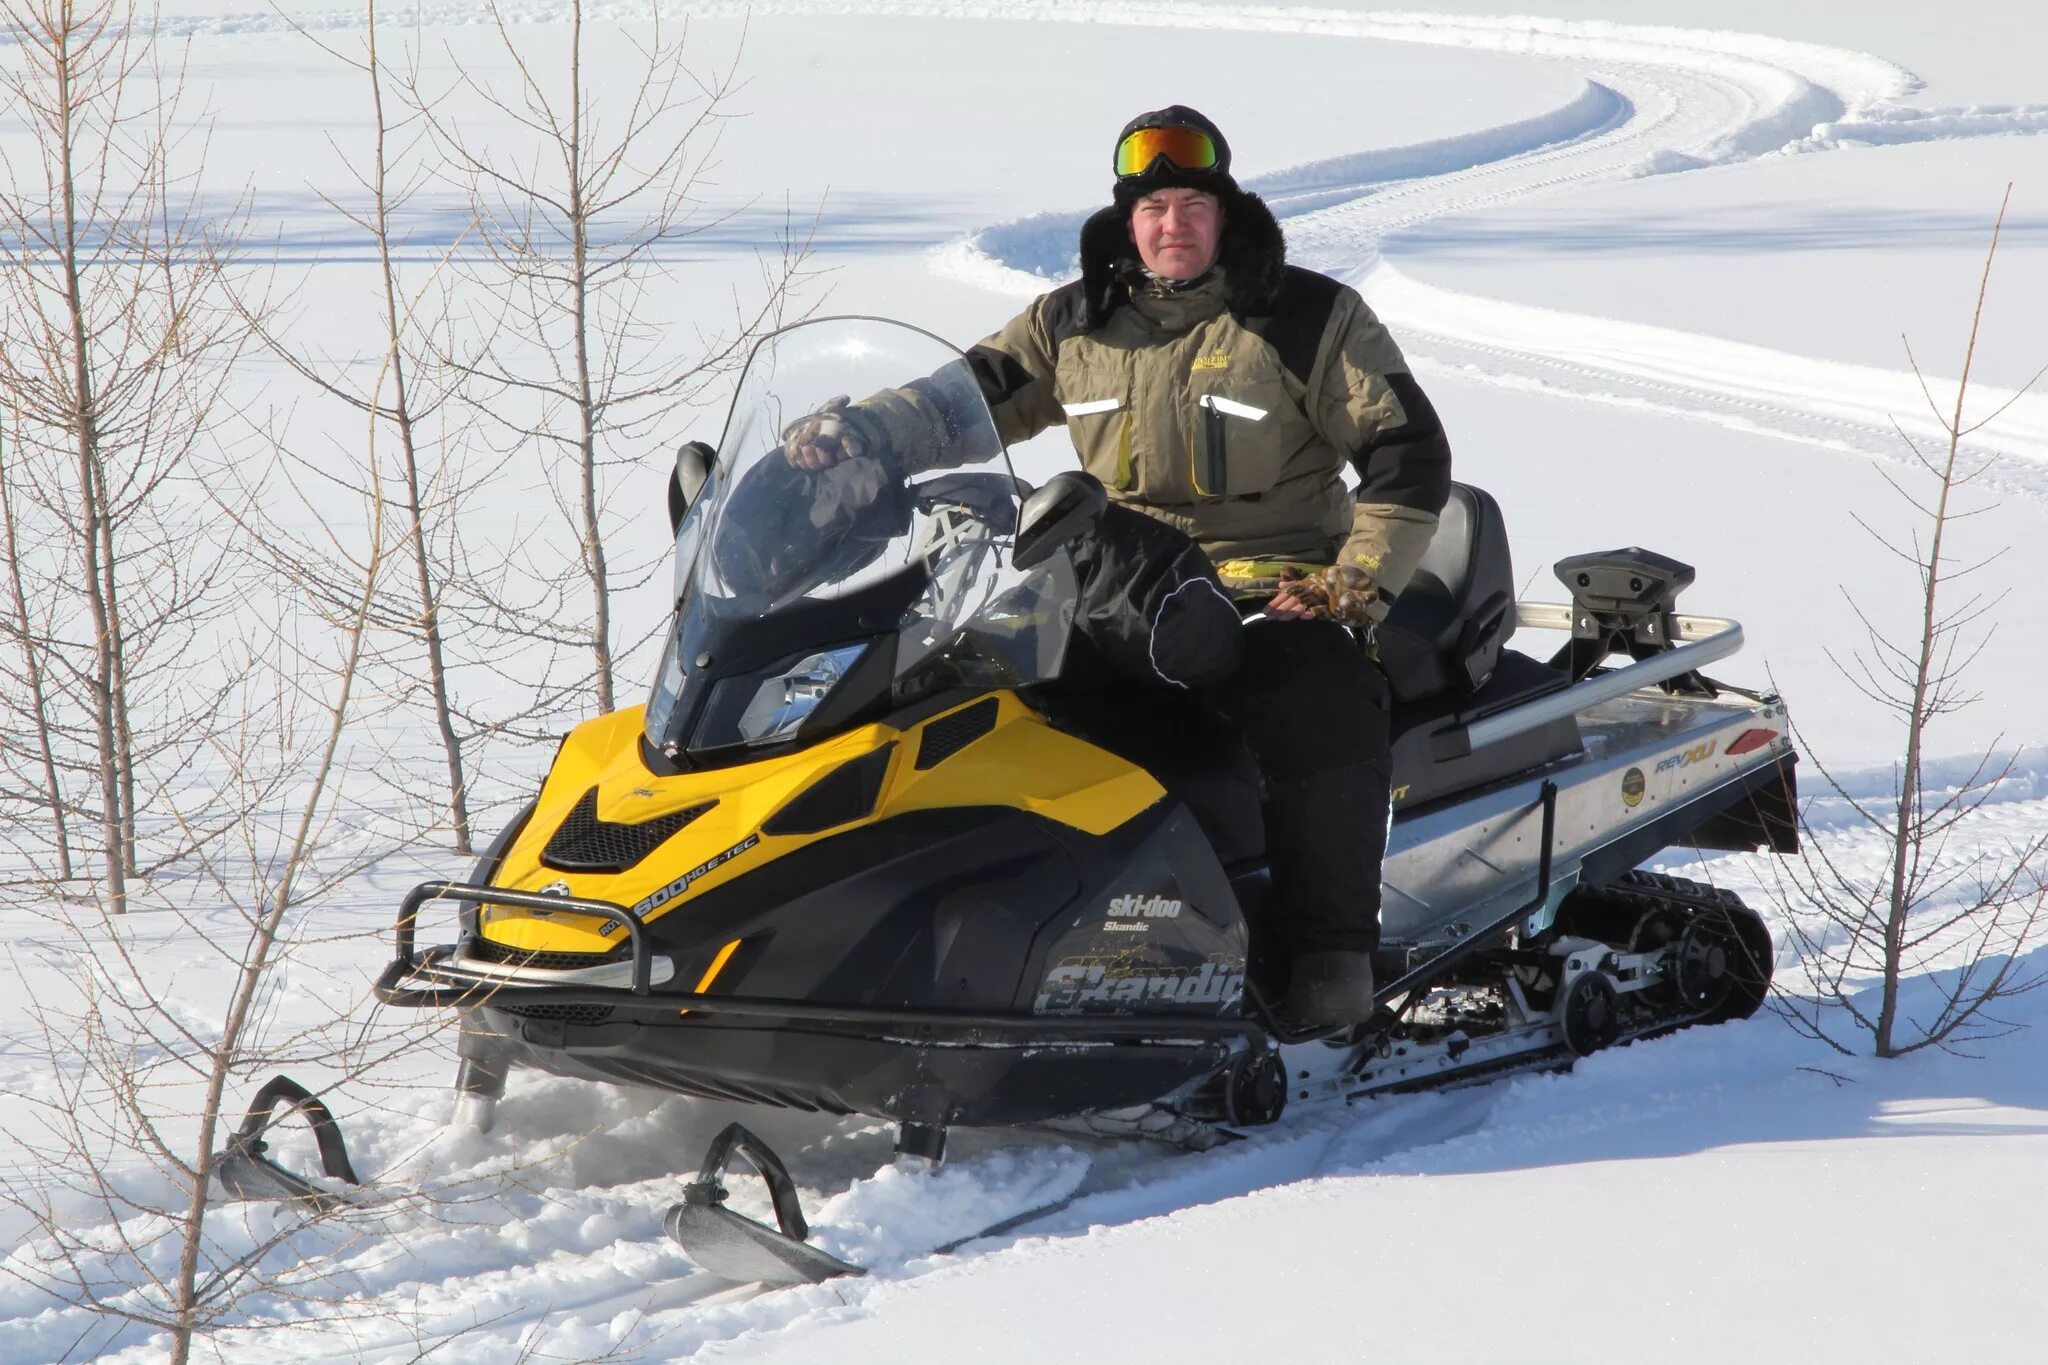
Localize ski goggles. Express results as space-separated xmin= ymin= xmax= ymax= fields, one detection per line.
xmin=1114 ymin=125 xmax=1220 ymax=179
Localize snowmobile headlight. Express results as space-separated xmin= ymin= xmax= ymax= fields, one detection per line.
xmin=695 ymin=643 xmax=870 ymax=748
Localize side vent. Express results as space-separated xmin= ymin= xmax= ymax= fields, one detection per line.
xmin=764 ymin=745 xmax=895 ymax=836
xmin=541 ymin=787 xmax=715 ymax=873
xmin=915 ymin=699 xmax=999 ymax=770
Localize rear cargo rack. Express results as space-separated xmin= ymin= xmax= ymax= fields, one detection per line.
xmin=1430 ymin=606 xmax=1744 ymax=761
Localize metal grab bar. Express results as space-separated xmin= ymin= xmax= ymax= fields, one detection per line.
xmin=1431 ymin=606 xmax=1746 ymax=760
xmin=387 ymin=881 xmax=656 ymax=998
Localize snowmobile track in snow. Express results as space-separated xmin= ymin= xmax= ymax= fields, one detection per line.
xmin=97 ymin=0 xmax=2048 ymax=482
xmin=917 ymin=1 xmax=2048 ymax=492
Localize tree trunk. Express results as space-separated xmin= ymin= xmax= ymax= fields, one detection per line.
xmin=367 ymin=0 xmax=473 ymax=851
xmin=566 ymin=0 xmax=613 ymax=712
xmin=0 ymin=439 xmax=73 ymax=878
xmin=95 ymin=453 xmax=138 ymax=876
xmin=53 ymin=18 xmax=125 ymax=913
xmin=1876 ymin=197 xmax=2003 ymax=1057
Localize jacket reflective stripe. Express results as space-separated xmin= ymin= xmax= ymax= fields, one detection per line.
xmin=1198 ymin=394 xmax=1269 ymax=421
xmin=1062 ymin=397 xmax=1123 ymax=417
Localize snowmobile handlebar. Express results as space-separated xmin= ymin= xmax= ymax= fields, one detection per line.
xmin=381 ymin=881 xmax=657 ymax=1004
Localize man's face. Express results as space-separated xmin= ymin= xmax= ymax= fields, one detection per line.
xmin=1127 ymin=188 xmax=1223 ymax=281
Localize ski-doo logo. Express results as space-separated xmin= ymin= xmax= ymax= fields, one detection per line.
xmin=1033 ymin=961 xmax=1243 ymax=1014
xmin=1107 ymin=894 xmax=1182 ymax=920
xmin=612 ymin=833 xmax=760 ymax=930
xmin=1656 ymin=740 xmax=1718 ymax=774
xmin=517 ymin=880 xmax=575 ymax=919
xmin=1620 ymin=768 xmax=1645 ymax=809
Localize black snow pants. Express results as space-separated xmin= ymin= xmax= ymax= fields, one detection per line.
xmin=1062 ymin=502 xmax=1394 ymax=960
xmin=1219 ymin=619 xmax=1393 ymax=957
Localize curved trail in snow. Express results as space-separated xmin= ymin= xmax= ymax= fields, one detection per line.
xmin=98 ymin=1 xmax=2048 ymax=483
xmin=909 ymin=2 xmax=2048 ymax=494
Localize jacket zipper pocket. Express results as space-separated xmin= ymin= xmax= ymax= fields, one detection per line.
xmin=1196 ymin=402 xmax=1225 ymax=496
xmin=1195 ymin=394 xmax=1269 ymax=496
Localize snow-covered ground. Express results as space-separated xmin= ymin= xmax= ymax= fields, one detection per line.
xmin=4 ymin=2 xmax=2046 ymax=1361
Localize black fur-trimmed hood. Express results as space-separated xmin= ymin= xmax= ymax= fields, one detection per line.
xmin=1077 ymin=189 xmax=1287 ymax=331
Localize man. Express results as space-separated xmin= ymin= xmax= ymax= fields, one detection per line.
xmin=787 ymin=107 xmax=1452 ymax=1024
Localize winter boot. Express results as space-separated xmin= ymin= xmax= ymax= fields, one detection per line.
xmin=1285 ymin=950 xmax=1377 ymax=1026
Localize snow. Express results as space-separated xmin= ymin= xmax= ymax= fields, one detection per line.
xmin=4 ymin=1 xmax=2047 ymax=1361
xmin=724 ymin=1013 xmax=2048 ymax=1364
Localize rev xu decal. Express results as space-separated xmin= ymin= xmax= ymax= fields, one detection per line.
xmin=1656 ymin=740 xmax=1718 ymax=774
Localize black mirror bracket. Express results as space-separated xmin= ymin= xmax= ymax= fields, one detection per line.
xmin=670 ymin=440 xmax=716 ymax=534
xmin=1013 ymin=470 xmax=1108 ymax=571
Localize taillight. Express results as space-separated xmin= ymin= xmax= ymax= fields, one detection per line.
xmin=1725 ymin=728 xmax=1780 ymax=756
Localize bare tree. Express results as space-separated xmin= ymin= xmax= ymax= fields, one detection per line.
xmin=425 ymin=0 xmax=816 ymax=714
xmin=1780 ymin=186 xmax=2048 ymax=1057
xmin=0 ymin=0 xmax=248 ymax=910
xmin=246 ymin=0 xmax=486 ymax=851
xmin=0 ymin=427 xmax=428 ymax=1361
xmin=0 ymin=421 xmax=76 ymax=879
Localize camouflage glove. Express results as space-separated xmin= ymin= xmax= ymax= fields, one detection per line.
xmin=1275 ymin=564 xmax=1381 ymax=625
xmin=782 ymin=395 xmax=873 ymax=470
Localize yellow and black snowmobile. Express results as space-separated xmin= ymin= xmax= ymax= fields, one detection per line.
xmin=347 ymin=317 xmax=1794 ymax=1284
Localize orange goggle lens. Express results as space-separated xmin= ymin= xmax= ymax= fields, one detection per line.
xmin=1114 ymin=126 xmax=1219 ymax=179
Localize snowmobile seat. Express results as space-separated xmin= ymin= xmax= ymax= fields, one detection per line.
xmin=1377 ymin=483 xmax=1583 ymax=810
xmin=1377 ymin=483 xmax=1515 ymax=704
xmin=1387 ymin=648 xmax=1579 ymax=810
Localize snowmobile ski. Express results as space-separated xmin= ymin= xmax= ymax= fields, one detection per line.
xmin=211 ymin=1075 xmax=362 ymax=1210
xmin=663 ymin=1123 xmax=864 ymax=1286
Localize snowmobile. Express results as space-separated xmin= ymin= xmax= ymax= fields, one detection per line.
xmin=346 ymin=317 xmax=1794 ymax=1284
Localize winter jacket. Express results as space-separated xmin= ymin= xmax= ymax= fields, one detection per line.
xmin=964 ymin=195 xmax=1452 ymax=608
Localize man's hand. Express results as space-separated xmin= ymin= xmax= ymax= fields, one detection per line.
xmin=782 ymin=395 xmax=867 ymax=470
xmin=1271 ymin=564 xmax=1379 ymax=625
xmin=1264 ymin=572 xmax=1317 ymax=619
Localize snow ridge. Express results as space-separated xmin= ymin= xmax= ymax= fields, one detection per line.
xmin=913 ymin=3 xmax=2048 ymax=485
xmin=944 ymin=78 xmax=1634 ymax=292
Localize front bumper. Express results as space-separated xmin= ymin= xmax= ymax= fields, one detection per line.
xmin=380 ymin=881 xmax=1256 ymax=1126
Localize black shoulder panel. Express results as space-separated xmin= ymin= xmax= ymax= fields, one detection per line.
xmin=1353 ymin=372 xmax=1453 ymax=515
xmin=1243 ymin=266 xmax=1343 ymax=386
xmin=966 ymin=344 xmax=1036 ymax=410
xmin=1041 ymin=279 xmax=1092 ymax=346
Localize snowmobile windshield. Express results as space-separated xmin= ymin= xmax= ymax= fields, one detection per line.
xmin=645 ymin=317 xmax=1076 ymax=762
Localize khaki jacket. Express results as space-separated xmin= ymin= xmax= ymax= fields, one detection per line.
xmin=976 ymin=267 xmax=1442 ymax=601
